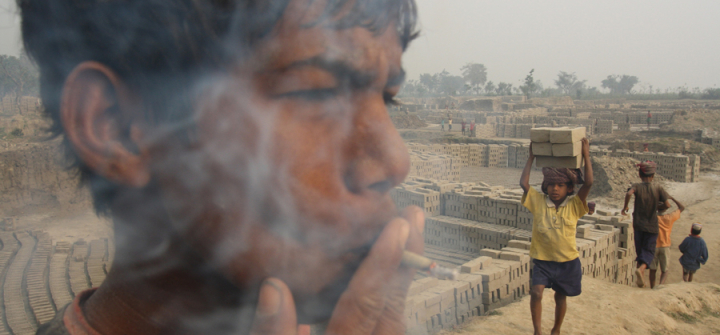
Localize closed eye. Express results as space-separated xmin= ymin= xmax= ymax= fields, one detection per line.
xmin=276 ymin=88 xmax=340 ymax=101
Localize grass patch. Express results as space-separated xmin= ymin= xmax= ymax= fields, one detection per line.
xmin=667 ymin=311 xmax=699 ymax=324
xmin=701 ymin=304 xmax=720 ymax=318
xmin=487 ymin=310 xmax=502 ymax=316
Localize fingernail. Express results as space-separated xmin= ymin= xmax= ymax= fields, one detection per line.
xmin=399 ymin=221 xmax=410 ymax=248
xmin=257 ymin=279 xmax=282 ymax=317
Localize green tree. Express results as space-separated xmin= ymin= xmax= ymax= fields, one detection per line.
xmin=601 ymin=74 xmax=639 ymax=94
xmin=496 ymin=82 xmax=513 ymax=96
xmin=484 ymin=81 xmax=496 ymax=95
xmin=460 ymin=63 xmax=487 ymax=95
xmin=520 ymin=69 xmax=537 ymax=99
xmin=437 ymin=70 xmax=465 ymax=96
xmin=419 ymin=73 xmax=438 ymax=94
xmin=0 ymin=54 xmax=40 ymax=104
xmin=554 ymin=71 xmax=586 ymax=95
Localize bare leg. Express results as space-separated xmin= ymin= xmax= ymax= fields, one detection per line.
xmin=659 ymin=271 xmax=669 ymax=285
xmin=649 ymin=269 xmax=657 ymax=288
xmin=682 ymin=270 xmax=689 ymax=282
xmin=635 ymin=263 xmax=647 ymax=288
xmin=688 ymin=272 xmax=694 ymax=282
xmin=551 ymin=292 xmax=567 ymax=335
xmin=531 ymin=285 xmax=545 ymax=335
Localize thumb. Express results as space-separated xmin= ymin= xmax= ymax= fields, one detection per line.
xmin=250 ymin=278 xmax=298 ymax=335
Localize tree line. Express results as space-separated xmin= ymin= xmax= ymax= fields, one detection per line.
xmin=0 ymin=54 xmax=40 ymax=103
xmin=399 ymin=62 xmax=720 ymax=100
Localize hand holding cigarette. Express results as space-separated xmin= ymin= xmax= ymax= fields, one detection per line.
xmin=249 ymin=206 xmax=426 ymax=335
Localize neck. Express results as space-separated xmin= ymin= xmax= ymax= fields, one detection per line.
xmin=641 ymin=177 xmax=653 ymax=183
xmin=82 ymin=189 xmax=260 ymax=335
xmin=551 ymin=197 xmax=567 ymax=209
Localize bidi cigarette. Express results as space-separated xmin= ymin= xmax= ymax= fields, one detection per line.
xmin=401 ymin=251 xmax=459 ymax=280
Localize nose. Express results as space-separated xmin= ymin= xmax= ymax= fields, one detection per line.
xmin=343 ymin=94 xmax=409 ymax=195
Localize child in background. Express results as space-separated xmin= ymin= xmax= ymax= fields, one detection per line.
xmin=679 ymin=223 xmax=709 ymax=282
xmin=622 ymin=161 xmax=671 ymax=288
xmin=520 ymin=138 xmax=593 ymax=335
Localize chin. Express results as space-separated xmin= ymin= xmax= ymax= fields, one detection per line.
xmin=292 ymin=247 xmax=368 ymax=324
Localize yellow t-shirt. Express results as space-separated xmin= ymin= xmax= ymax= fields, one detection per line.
xmin=522 ymin=187 xmax=588 ymax=262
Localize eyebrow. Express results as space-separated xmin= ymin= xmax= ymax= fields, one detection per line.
xmin=281 ymin=56 xmax=405 ymax=89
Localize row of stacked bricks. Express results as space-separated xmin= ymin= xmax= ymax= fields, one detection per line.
xmin=390 ymin=177 xmax=482 ymax=218
xmin=407 ymin=143 xmax=512 ymax=169
xmin=0 ymin=96 xmax=41 ymax=115
xmin=407 ymin=151 xmax=459 ymax=182
xmin=424 ymin=216 xmax=532 ymax=253
xmin=591 ymin=148 xmax=700 ymax=182
xmin=579 ymin=212 xmax=637 ymax=286
xmin=531 ymin=127 xmax=586 ymax=169
xmin=404 ymin=251 xmax=531 ymax=335
xmin=424 ymin=206 xmax=638 ymax=288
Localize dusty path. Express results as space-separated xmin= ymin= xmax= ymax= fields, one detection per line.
xmin=663 ymin=173 xmax=720 ymax=285
xmin=451 ymin=279 xmax=720 ymax=335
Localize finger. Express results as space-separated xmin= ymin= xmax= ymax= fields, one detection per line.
xmin=372 ymin=208 xmax=426 ymax=335
xmin=401 ymin=205 xmax=425 ymax=246
xmin=326 ymin=218 xmax=410 ymax=335
xmin=250 ymin=278 xmax=298 ymax=335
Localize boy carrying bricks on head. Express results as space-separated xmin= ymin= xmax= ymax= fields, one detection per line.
xmin=649 ymin=197 xmax=685 ymax=288
xmin=679 ymin=223 xmax=709 ymax=282
xmin=621 ymin=161 xmax=671 ymax=288
xmin=520 ymin=138 xmax=593 ymax=335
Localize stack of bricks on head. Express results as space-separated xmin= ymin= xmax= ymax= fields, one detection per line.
xmin=531 ymin=127 xmax=586 ymax=169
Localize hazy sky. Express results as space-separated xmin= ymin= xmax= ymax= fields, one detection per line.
xmin=1 ymin=0 xmax=718 ymax=91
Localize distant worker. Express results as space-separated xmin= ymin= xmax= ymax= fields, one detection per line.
xmin=448 ymin=118 xmax=452 ymax=132
xmin=461 ymin=120 xmax=466 ymax=135
xmin=470 ymin=120 xmax=476 ymax=137
xmin=621 ymin=161 xmax=671 ymax=288
xmin=520 ymin=138 xmax=593 ymax=335
xmin=679 ymin=223 xmax=709 ymax=282
xmin=649 ymin=197 xmax=685 ymax=288
xmin=643 ymin=143 xmax=649 ymax=152
xmin=647 ymin=110 xmax=652 ymax=130
xmin=441 ymin=119 xmax=445 ymax=132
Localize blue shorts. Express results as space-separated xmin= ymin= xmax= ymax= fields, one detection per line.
xmin=532 ymin=258 xmax=582 ymax=297
xmin=634 ymin=230 xmax=658 ymax=267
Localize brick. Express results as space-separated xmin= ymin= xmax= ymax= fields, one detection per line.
xmin=530 ymin=128 xmax=552 ymax=142
xmin=552 ymin=141 xmax=582 ymax=157
xmin=531 ymin=142 xmax=553 ymax=156
xmin=479 ymin=249 xmax=501 ymax=259
xmin=550 ymin=127 xmax=585 ymax=143
xmin=535 ymin=155 xmax=582 ymax=169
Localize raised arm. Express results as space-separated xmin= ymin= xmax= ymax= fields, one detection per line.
xmin=622 ymin=188 xmax=635 ymax=216
xmin=520 ymin=143 xmax=535 ymax=193
xmin=576 ymin=138 xmax=593 ymax=204
xmin=671 ymin=196 xmax=686 ymax=212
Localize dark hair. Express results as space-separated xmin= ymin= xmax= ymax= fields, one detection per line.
xmin=639 ymin=170 xmax=654 ymax=178
xmin=691 ymin=228 xmax=702 ymax=236
xmin=541 ymin=182 xmax=575 ymax=196
xmin=18 ymin=0 xmax=419 ymax=213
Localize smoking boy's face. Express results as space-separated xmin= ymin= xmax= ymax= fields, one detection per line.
xmin=150 ymin=0 xmax=410 ymax=322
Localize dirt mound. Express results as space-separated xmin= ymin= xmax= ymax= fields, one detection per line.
xmin=450 ymin=279 xmax=720 ymax=335
xmin=391 ymin=113 xmax=427 ymax=129
xmin=666 ymin=108 xmax=720 ymax=133
xmin=589 ymin=156 xmax=666 ymax=202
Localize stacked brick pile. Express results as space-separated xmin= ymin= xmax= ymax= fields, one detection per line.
xmin=590 ymin=148 xmax=700 ymax=182
xmin=531 ymin=127 xmax=586 ymax=169
xmin=404 ymin=251 xmax=531 ymax=335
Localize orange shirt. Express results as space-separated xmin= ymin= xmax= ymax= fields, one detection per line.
xmin=657 ymin=209 xmax=681 ymax=248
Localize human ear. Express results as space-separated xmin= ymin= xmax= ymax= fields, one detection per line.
xmin=60 ymin=61 xmax=150 ymax=187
